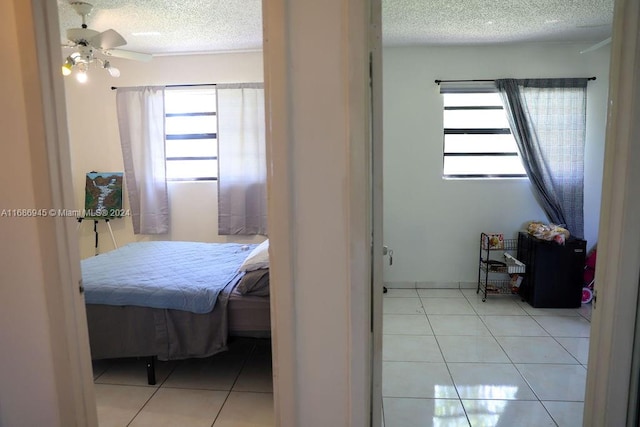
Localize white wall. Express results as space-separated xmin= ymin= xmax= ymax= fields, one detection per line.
xmin=383 ymin=43 xmax=610 ymax=285
xmin=63 ymin=52 xmax=265 ymax=258
xmin=262 ymin=0 xmax=373 ymax=424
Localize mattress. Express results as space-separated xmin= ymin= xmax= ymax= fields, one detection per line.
xmin=228 ymin=286 xmax=271 ymax=337
xmin=82 ymin=241 xmax=256 ymax=313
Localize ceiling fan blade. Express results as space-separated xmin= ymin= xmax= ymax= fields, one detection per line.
xmin=90 ymin=29 xmax=127 ymax=50
xmin=103 ymin=49 xmax=153 ymax=62
xmin=580 ymin=37 xmax=612 ymax=54
xmin=67 ymin=27 xmax=100 ymax=44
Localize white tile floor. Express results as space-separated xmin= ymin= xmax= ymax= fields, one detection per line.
xmin=92 ymin=337 xmax=274 ymax=427
xmin=92 ymin=289 xmax=591 ymax=427
xmin=382 ymin=288 xmax=591 ymax=427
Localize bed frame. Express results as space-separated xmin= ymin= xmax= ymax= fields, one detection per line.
xmin=86 ymin=280 xmax=271 ymax=384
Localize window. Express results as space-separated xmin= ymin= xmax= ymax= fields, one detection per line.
xmin=442 ymin=91 xmax=526 ymax=179
xmin=164 ymin=87 xmax=218 ymax=181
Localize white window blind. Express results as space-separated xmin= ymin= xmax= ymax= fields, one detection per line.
xmin=164 ymin=87 xmax=218 ymax=181
xmin=440 ymin=83 xmax=527 ymax=179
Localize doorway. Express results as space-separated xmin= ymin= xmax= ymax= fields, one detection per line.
xmin=56 ymin=1 xmax=273 ymax=425
xmin=379 ymin=38 xmax=610 ymax=427
xmin=25 ymin=2 xmax=640 ymax=426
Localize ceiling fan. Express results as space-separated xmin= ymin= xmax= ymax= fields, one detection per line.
xmin=62 ymin=1 xmax=152 ymax=81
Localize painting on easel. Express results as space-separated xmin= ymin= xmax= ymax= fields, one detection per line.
xmin=84 ymin=172 xmax=124 ymax=219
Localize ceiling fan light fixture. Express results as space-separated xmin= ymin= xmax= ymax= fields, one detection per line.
xmin=76 ymin=69 xmax=88 ymax=83
xmin=62 ymin=58 xmax=73 ymax=76
xmin=103 ymin=60 xmax=120 ymax=78
xmin=63 ymin=2 xmax=152 ymax=82
xmin=62 ymin=52 xmax=82 ymax=77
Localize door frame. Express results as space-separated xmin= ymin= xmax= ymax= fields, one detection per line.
xmin=34 ymin=0 xmax=640 ymax=424
xmin=583 ymin=0 xmax=640 ymax=425
xmin=369 ymin=0 xmax=384 ymax=424
xmin=23 ymin=0 xmax=98 ymax=425
xmin=262 ymin=0 xmax=377 ymax=425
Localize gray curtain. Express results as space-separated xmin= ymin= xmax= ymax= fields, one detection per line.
xmin=496 ymin=78 xmax=588 ymax=238
xmin=217 ymin=83 xmax=267 ymax=235
xmin=116 ymin=86 xmax=170 ymax=234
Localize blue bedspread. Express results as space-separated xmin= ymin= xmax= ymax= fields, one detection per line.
xmin=81 ymin=241 xmax=256 ymax=314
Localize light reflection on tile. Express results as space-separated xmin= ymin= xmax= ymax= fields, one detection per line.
xmin=383 ymin=398 xmax=469 ymax=427
xmin=382 ymin=287 xmax=591 ymax=427
xmin=448 ymin=363 xmax=536 ymax=400
xmin=382 ymin=362 xmax=457 ymax=398
xmin=462 ymin=399 xmax=556 ymax=426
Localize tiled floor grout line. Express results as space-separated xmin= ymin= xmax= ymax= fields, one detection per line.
xmin=425 ymin=307 xmax=473 ymax=426
xmin=91 ymin=338 xmax=274 ymax=427
xmin=462 ymin=292 xmax=555 ymax=421
xmin=467 ymin=292 xmax=588 ymax=402
xmin=382 ymin=290 xmax=592 ymax=425
xmin=126 ymin=384 xmax=164 ymax=426
xmin=209 ymin=340 xmax=260 ymax=427
xmin=509 ymin=308 xmax=564 ymax=427
xmin=130 ymin=358 xmax=188 ymax=426
xmin=476 ymin=300 xmax=561 ymax=425
xmin=383 ymin=292 xmax=473 ymax=425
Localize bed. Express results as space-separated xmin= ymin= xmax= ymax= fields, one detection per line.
xmin=81 ymin=240 xmax=271 ymax=383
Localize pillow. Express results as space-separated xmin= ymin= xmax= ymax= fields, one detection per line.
xmin=236 ymin=269 xmax=270 ymax=296
xmin=238 ymin=239 xmax=269 ymax=272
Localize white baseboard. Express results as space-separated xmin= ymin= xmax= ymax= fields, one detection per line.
xmin=383 ymin=281 xmax=415 ymax=289
xmin=384 ymin=281 xmax=479 ymax=289
xmin=384 ymin=282 xmax=478 ymax=289
xmin=459 ymin=281 xmax=478 ymax=289
xmin=416 ymin=281 xmax=459 ymax=289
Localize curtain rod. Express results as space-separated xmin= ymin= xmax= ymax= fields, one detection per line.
xmin=110 ymin=83 xmax=217 ymax=90
xmin=435 ymin=77 xmax=596 ymax=84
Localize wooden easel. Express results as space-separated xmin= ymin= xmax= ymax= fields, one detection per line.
xmin=77 ymin=217 xmax=118 ymax=255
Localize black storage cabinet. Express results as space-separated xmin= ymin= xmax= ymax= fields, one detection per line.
xmin=517 ymin=231 xmax=587 ymax=308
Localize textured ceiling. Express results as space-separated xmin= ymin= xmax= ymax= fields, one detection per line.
xmin=384 ymin=0 xmax=614 ymax=45
xmin=57 ymin=0 xmax=614 ymax=56
xmin=57 ymin=0 xmax=264 ymax=55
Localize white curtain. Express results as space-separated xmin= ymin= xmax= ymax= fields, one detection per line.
xmin=497 ymin=78 xmax=588 ymax=238
xmin=217 ymin=83 xmax=267 ymax=235
xmin=116 ymin=86 xmax=170 ymax=234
